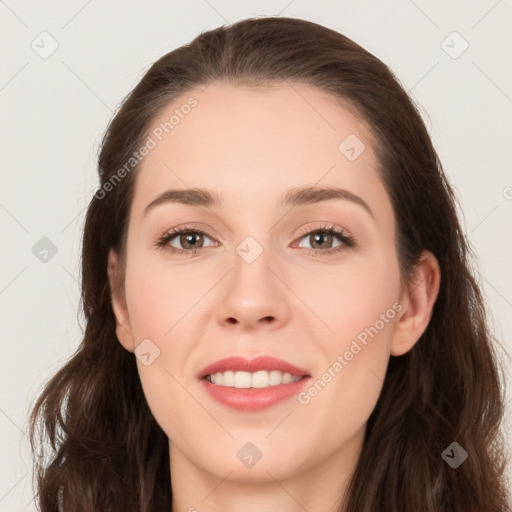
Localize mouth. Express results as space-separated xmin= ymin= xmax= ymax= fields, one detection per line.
xmin=198 ymin=355 xmax=310 ymax=385
xmin=203 ymin=370 xmax=307 ymax=388
xmin=198 ymin=356 xmax=311 ymax=411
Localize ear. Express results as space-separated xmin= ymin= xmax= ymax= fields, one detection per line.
xmin=108 ymin=249 xmax=135 ymax=353
xmin=391 ymin=250 xmax=441 ymax=356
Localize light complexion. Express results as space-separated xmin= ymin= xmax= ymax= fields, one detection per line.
xmin=108 ymin=82 xmax=440 ymax=512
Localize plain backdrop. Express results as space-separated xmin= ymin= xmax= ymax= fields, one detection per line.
xmin=1 ymin=1 xmax=511 ymax=509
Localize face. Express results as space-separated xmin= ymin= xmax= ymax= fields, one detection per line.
xmin=109 ymin=82 xmax=434 ymax=485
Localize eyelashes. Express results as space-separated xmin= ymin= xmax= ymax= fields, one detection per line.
xmin=155 ymin=223 xmax=357 ymax=257
xmin=294 ymin=224 xmax=357 ymax=256
xmin=155 ymin=225 xmax=218 ymax=255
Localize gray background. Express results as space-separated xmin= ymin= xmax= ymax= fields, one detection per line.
xmin=1 ymin=0 xmax=511 ymax=509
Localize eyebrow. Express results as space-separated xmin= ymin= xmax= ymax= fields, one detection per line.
xmin=143 ymin=185 xmax=374 ymax=218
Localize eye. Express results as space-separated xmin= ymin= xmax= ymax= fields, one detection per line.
xmin=155 ymin=226 xmax=218 ymax=255
xmin=293 ymin=224 xmax=357 ymax=256
xmin=155 ymin=223 xmax=357 ymax=257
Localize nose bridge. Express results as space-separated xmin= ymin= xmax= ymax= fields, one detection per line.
xmin=216 ymin=231 xmax=289 ymax=328
xmin=230 ymin=233 xmax=275 ymax=302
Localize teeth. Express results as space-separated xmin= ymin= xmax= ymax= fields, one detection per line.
xmin=206 ymin=370 xmax=303 ymax=388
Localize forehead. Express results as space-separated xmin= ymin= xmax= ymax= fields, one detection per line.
xmin=145 ymin=81 xmax=374 ymax=163
xmin=129 ymin=81 xmax=390 ymax=223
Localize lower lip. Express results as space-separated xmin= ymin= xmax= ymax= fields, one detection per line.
xmin=200 ymin=377 xmax=310 ymax=411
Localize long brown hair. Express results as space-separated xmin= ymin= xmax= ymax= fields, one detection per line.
xmin=28 ymin=16 xmax=511 ymax=511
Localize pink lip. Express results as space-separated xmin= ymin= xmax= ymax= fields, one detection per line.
xmin=198 ymin=356 xmax=311 ymax=412
xmin=201 ymin=378 xmax=310 ymax=411
xmin=198 ymin=356 xmax=310 ymax=378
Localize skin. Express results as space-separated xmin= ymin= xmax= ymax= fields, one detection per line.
xmin=108 ymin=82 xmax=440 ymax=512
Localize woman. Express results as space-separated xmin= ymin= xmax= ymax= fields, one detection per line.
xmin=28 ymin=16 xmax=511 ymax=512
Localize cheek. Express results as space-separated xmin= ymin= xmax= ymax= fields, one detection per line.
xmin=298 ymin=314 xmax=394 ymax=441
xmin=298 ymin=259 xmax=400 ymax=425
xmin=305 ymin=255 xmax=401 ymax=343
xmin=124 ymin=255 xmax=197 ymax=341
xmin=122 ymin=255 xmax=209 ymax=434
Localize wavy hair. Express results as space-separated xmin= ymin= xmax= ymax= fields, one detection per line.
xmin=28 ymin=16 xmax=510 ymax=511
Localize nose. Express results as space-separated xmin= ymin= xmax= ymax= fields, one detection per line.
xmin=216 ymin=247 xmax=291 ymax=330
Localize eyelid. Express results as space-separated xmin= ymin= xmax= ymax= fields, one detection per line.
xmin=291 ymin=223 xmax=357 ymax=255
xmin=155 ymin=224 xmax=218 ymax=252
xmin=156 ymin=222 xmax=357 ymax=256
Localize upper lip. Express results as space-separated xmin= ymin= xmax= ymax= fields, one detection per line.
xmin=198 ymin=356 xmax=310 ymax=379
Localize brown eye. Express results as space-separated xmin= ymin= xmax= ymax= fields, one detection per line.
xmin=303 ymin=231 xmax=338 ymax=250
xmin=176 ymin=232 xmax=206 ymax=250
xmin=156 ymin=227 xmax=218 ymax=255
xmin=294 ymin=225 xmax=356 ymax=256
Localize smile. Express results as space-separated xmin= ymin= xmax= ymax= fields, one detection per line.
xmin=198 ymin=356 xmax=311 ymax=411
xmin=204 ymin=370 xmax=305 ymax=388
